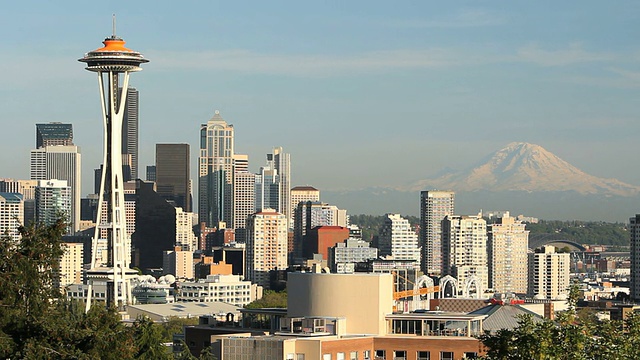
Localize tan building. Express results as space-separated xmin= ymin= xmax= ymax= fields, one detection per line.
xmin=57 ymin=242 xmax=83 ymax=290
xmin=290 ymin=186 xmax=320 ymax=227
xmin=163 ymin=247 xmax=194 ymax=280
xmin=0 ymin=192 xmax=24 ymax=241
xmin=528 ymin=245 xmax=570 ymax=300
xmin=488 ymin=213 xmax=529 ymax=294
xmin=420 ymin=190 xmax=455 ymax=276
xmin=246 ymin=209 xmax=288 ymax=288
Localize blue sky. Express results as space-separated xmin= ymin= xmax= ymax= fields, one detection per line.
xmin=1 ymin=1 xmax=639 ymax=197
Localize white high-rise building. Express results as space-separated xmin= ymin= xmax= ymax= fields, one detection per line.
xmin=488 ymin=213 xmax=529 ymax=294
xmin=631 ymin=215 xmax=640 ymax=302
xmin=330 ymin=238 xmax=379 ymax=273
xmin=0 ymin=192 xmax=24 ymax=241
xmin=57 ymin=242 xmax=84 ymax=290
xmin=30 ymin=145 xmax=81 ymax=232
xmin=233 ymin=170 xmax=256 ymax=242
xmin=0 ymin=179 xmax=37 ymax=226
xmin=246 ymin=209 xmax=288 ymax=288
xmin=270 ymin=147 xmax=290 ymax=225
xmin=528 ymin=245 xmax=570 ymax=300
xmin=293 ymin=201 xmax=347 ymax=263
xmin=442 ymin=214 xmax=488 ymax=293
xmin=378 ymin=214 xmax=421 ymax=268
xmin=176 ymin=207 xmax=198 ymax=252
xmin=35 ymin=179 xmax=71 ymax=232
xmin=199 ymin=110 xmax=234 ymax=227
xmin=420 ymin=190 xmax=454 ymax=276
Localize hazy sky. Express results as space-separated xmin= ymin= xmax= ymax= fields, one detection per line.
xmin=1 ymin=1 xmax=639 ymax=197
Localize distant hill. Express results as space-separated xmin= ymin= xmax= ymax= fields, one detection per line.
xmin=322 ymin=143 xmax=640 ymax=222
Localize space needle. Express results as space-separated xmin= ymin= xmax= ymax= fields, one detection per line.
xmin=79 ymin=17 xmax=148 ymax=311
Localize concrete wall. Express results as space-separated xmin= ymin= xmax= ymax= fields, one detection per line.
xmin=287 ymin=273 xmax=393 ymax=335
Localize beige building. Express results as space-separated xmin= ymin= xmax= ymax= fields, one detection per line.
xmin=442 ymin=214 xmax=488 ymax=295
xmin=488 ymin=213 xmax=529 ymax=294
xmin=163 ymin=247 xmax=194 ymax=280
xmin=57 ymin=242 xmax=83 ymax=290
xmin=378 ymin=214 xmax=421 ymax=268
xmin=176 ymin=207 xmax=198 ymax=252
xmin=246 ymin=209 xmax=288 ymax=288
xmin=290 ymin=186 xmax=320 ymax=227
xmin=528 ymin=245 xmax=570 ymax=300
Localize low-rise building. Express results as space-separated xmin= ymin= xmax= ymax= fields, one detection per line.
xmin=177 ymin=274 xmax=261 ymax=307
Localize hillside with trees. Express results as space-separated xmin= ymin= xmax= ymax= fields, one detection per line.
xmin=348 ymin=215 xmax=629 ymax=247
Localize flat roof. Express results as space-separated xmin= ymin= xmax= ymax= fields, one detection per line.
xmin=128 ymin=302 xmax=241 ymax=318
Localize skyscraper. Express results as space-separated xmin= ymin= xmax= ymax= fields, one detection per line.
xmin=442 ymin=214 xmax=488 ymax=294
xmin=233 ymin=154 xmax=255 ymax=242
xmin=378 ymin=214 xmax=421 ymax=268
xmin=156 ymin=143 xmax=191 ymax=211
xmin=121 ymin=87 xmax=139 ymax=180
xmin=270 ymin=147 xmax=290 ymax=224
xmin=290 ymin=186 xmax=320 ymax=231
xmin=199 ymin=110 xmax=234 ymax=227
xmin=30 ymin=145 xmax=81 ymax=233
xmin=420 ymin=190 xmax=455 ymax=276
xmin=35 ymin=179 xmax=71 ymax=231
xmin=36 ymin=123 xmax=73 ymax=148
xmin=488 ymin=213 xmax=529 ymax=294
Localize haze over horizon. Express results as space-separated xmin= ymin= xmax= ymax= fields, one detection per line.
xmin=1 ymin=2 xmax=639 ymax=220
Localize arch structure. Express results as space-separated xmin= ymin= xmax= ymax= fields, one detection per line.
xmin=412 ymin=275 xmax=436 ymax=303
xmin=439 ymin=275 xmax=458 ymax=299
xmin=462 ymin=275 xmax=482 ymax=298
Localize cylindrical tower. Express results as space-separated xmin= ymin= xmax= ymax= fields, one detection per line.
xmin=79 ymin=26 xmax=148 ymax=311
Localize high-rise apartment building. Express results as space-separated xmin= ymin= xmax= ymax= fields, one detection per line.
xmin=0 ymin=192 xmax=24 ymax=241
xmin=442 ymin=214 xmax=488 ymax=293
xmin=290 ymin=186 xmax=320 ymax=227
xmin=631 ymin=215 xmax=640 ymax=301
xmin=199 ymin=110 xmax=234 ymax=227
xmin=30 ymin=145 xmax=81 ymax=232
xmin=488 ymin=213 xmax=529 ymax=294
xmin=35 ymin=179 xmax=71 ymax=232
xmin=56 ymin=242 xmax=84 ymax=290
xmin=156 ymin=143 xmax=191 ymax=211
xmin=270 ymin=147 xmax=290 ymax=223
xmin=246 ymin=209 xmax=288 ymax=288
xmin=163 ymin=247 xmax=194 ymax=280
xmin=378 ymin=214 xmax=421 ymax=268
xmin=36 ymin=123 xmax=73 ymax=148
xmin=255 ymin=165 xmax=280 ymax=212
xmin=528 ymin=245 xmax=570 ymax=300
xmin=420 ymin=190 xmax=455 ymax=276
xmin=175 ymin=207 xmax=198 ymax=252
xmin=329 ymin=238 xmax=378 ymax=273
xmin=122 ymin=87 xmax=139 ymax=180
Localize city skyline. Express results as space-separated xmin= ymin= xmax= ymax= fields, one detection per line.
xmin=1 ymin=2 xmax=639 ymax=221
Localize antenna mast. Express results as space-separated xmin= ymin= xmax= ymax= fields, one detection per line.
xmin=112 ymin=14 xmax=116 ymax=38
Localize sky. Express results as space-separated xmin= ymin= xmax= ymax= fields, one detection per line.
xmin=1 ymin=1 xmax=639 ymax=201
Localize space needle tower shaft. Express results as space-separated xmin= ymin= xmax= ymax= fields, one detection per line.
xmin=79 ymin=19 xmax=148 ymax=311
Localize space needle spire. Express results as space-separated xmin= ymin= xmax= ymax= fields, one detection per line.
xmin=79 ymin=20 xmax=149 ymax=311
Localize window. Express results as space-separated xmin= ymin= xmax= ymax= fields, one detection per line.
xmin=323 ymin=354 xmax=332 ymax=360
xmin=417 ymin=351 xmax=430 ymax=360
xmin=463 ymin=352 xmax=477 ymax=359
xmin=287 ymin=354 xmax=295 ymax=360
xmin=375 ymin=350 xmax=386 ymax=359
xmin=350 ymin=351 xmax=358 ymax=360
xmin=337 ymin=353 xmax=345 ymax=360
xmin=393 ymin=350 xmax=407 ymax=360
xmin=297 ymin=355 xmax=305 ymax=360
xmin=440 ymin=352 xmax=454 ymax=360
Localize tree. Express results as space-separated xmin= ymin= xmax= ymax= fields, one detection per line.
xmin=245 ymin=289 xmax=287 ymax=309
xmin=132 ymin=316 xmax=172 ymax=360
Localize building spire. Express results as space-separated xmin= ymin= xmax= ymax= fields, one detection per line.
xmin=112 ymin=14 xmax=117 ymax=38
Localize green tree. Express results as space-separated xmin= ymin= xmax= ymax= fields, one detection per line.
xmin=132 ymin=316 xmax=172 ymax=359
xmin=245 ymin=289 xmax=287 ymax=308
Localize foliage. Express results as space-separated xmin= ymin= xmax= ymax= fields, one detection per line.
xmin=244 ymin=289 xmax=287 ymax=309
xmin=527 ymin=220 xmax=629 ymax=246
xmin=480 ymin=284 xmax=640 ymax=359
xmin=0 ymin=220 xmax=173 ymax=359
xmin=159 ymin=316 xmax=199 ymax=342
xmin=349 ymin=214 xmax=420 ymax=241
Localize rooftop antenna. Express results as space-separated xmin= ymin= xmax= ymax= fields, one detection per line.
xmin=112 ymin=14 xmax=116 ymax=38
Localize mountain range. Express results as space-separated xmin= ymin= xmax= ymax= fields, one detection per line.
xmin=323 ymin=142 xmax=640 ymax=222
